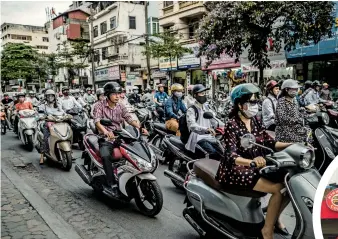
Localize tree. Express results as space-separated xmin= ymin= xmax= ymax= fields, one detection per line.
xmin=143 ymin=32 xmax=193 ymax=81
xmin=1 ymin=43 xmax=40 ymax=84
xmin=55 ymin=39 xmax=90 ymax=87
xmin=198 ymin=1 xmax=335 ymax=82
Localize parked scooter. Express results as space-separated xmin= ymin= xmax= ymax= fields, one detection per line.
xmin=305 ymin=106 xmax=338 ymax=175
xmin=17 ymin=109 xmax=38 ymax=151
xmin=183 ymin=133 xmax=319 ymax=238
xmin=36 ymin=111 xmax=73 ymax=171
xmin=67 ymin=108 xmax=88 ymax=150
xmin=75 ymin=119 xmax=162 ymax=217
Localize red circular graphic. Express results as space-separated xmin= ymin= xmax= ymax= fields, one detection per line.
xmin=326 ymin=188 xmax=338 ymax=212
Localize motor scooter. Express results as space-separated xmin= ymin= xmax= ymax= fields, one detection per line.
xmin=36 ymin=112 xmax=74 ymax=171
xmin=183 ymin=133 xmax=319 ymax=238
xmin=75 ymin=119 xmax=163 ymax=217
xmin=67 ymin=108 xmax=88 ymax=150
xmin=17 ymin=109 xmax=38 ymax=151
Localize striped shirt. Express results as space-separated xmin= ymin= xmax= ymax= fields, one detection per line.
xmin=93 ymin=99 xmax=134 ymax=132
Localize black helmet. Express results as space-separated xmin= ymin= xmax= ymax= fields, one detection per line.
xmin=103 ymin=82 xmax=122 ymax=96
xmin=192 ymin=84 xmax=209 ymax=96
xmin=312 ymin=80 xmax=320 ymax=86
xmin=17 ymin=92 xmax=25 ymax=97
xmin=4 ymin=93 xmax=8 ymax=97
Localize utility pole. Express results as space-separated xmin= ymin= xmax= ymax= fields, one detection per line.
xmin=89 ymin=5 xmax=96 ymax=92
xmin=144 ymin=1 xmax=151 ymax=88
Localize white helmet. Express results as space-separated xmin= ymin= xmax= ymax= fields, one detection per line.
xmin=281 ymin=79 xmax=300 ymax=90
xmin=132 ymin=86 xmax=139 ymax=90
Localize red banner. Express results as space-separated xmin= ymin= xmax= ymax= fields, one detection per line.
xmin=322 ymin=189 xmax=338 ymax=219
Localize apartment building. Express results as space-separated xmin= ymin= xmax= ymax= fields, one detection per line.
xmin=158 ymin=1 xmax=207 ymax=91
xmin=49 ymin=8 xmax=91 ymax=90
xmin=1 ymin=23 xmax=49 ymax=54
xmin=89 ymin=1 xmax=146 ymax=91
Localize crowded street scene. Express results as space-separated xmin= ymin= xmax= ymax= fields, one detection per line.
xmin=1 ymin=1 xmax=338 ymax=239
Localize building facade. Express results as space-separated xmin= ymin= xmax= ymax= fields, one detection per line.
xmin=89 ymin=1 xmax=146 ymax=92
xmin=49 ymin=8 xmax=90 ymax=90
xmin=1 ymin=23 xmax=49 ymax=54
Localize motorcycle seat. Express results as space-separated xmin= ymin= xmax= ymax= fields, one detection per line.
xmin=87 ymin=135 xmax=100 ymax=152
xmin=194 ymin=159 xmax=266 ymax=198
xmin=154 ymin=123 xmax=176 ymax=134
xmin=169 ymin=136 xmax=204 ymax=158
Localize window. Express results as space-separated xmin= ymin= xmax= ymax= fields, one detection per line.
xmin=110 ymin=16 xmax=116 ymax=29
xmin=42 ymin=37 xmax=49 ymax=42
xmin=152 ymin=22 xmax=159 ymax=34
xmin=163 ymin=1 xmax=173 ymax=7
xmin=11 ymin=34 xmax=32 ymax=41
xmin=93 ymin=26 xmax=98 ymax=37
xmin=129 ymin=16 xmax=136 ymax=29
xmin=36 ymin=45 xmax=48 ymax=49
xmin=100 ymin=21 xmax=107 ymax=35
xmin=94 ymin=50 xmax=100 ymax=62
xmin=102 ymin=47 xmax=108 ymax=60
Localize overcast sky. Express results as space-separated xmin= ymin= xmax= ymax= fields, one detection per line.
xmin=1 ymin=1 xmax=72 ymax=26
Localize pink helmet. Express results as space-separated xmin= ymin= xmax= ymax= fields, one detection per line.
xmin=188 ymin=85 xmax=194 ymax=91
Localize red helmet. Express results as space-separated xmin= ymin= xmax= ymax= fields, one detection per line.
xmin=266 ymin=80 xmax=278 ymax=91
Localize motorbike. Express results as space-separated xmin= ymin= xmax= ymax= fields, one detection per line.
xmin=163 ymin=112 xmax=224 ymax=189
xmin=305 ymin=105 xmax=338 ymax=175
xmin=135 ymin=102 xmax=158 ymax=135
xmin=17 ymin=109 xmax=38 ymax=151
xmin=67 ymin=108 xmax=88 ymax=150
xmin=36 ymin=111 xmax=74 ymax=171
xmin=183 ymin=133 xmax=319 ymax=238
xmin=1 ymin=106 xmax=7 ymax=135
xmin=75 ymin=119 xmax=163 ymax=217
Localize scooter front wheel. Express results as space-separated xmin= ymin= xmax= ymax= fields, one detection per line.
xmin=26 ymin=135 xmax=34 ymax=151
xmin=134 ymin=180 xmax=163 ymax=217
xmin=60 ymin=150 xmax=72 ymax=171
xmin=1 ymin=120 xmax=6 ymax=135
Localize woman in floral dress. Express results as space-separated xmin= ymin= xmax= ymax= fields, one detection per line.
xmin=275 ymin=79 xmax=311 ymax=143
xmin=216 ymin=84 xmax=292 ymax=239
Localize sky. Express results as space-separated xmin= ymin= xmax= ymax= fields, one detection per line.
xmin=1 ymin=1 xmax=72 ymax=26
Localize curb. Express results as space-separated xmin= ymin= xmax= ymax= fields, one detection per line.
xmin=2 ymin=159 xmax=82 ymax=239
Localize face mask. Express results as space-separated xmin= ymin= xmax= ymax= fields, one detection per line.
xmin=287 ymin=89 xmax=298 ymax=98
xmin=133 ymin=90 xmax=139 ymax=94
xmin=242 ymin=103 xmax=259 ymax=118
xmin=47 ymin=95 xmax=55 ymax=102
xmin=63 ymin=92 xmax=69 ymax=96
xmin=196 ymin=95 xmax=207 ymax=104
xmin=174 ymin=92 xmax=183 ymax=98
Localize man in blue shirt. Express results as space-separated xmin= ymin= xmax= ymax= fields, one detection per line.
xmin=154 ymin=84 xmax=169 ymax=122
xmin=165 ymin=83 xmax=187 ymax=135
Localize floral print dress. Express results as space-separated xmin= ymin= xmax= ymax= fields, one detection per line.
xmin=216 ymin=116 xmax=276 ymax=189
xmin=275 ymin=97 xmax=310 ymax=143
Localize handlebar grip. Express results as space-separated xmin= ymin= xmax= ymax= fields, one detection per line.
xmin=250 ymin=162 xmax=257 ymax=168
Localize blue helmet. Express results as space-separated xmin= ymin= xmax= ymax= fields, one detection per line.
xmin=230 ymin=83 xmax=260 ymax=104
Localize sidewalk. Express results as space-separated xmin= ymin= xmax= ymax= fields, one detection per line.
xmin=1 ymin=172 xmax=58 ymax=239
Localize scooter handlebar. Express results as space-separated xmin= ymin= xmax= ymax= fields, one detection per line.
xmin=250 ymin=162 xmax=257 ymax=168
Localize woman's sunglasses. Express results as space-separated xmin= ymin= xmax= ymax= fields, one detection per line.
xmin=245 ymin=100 xmax=259 ymax=105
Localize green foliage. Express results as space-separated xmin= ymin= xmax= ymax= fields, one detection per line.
xmin=1 ymin=43 xmax=40 ymax=81
xmin=143 ymin=32 xmax=193 ymax=60
xmin=198 ymin=1 xmax=335 ymax=71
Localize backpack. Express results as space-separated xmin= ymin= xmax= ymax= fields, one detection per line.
xmin=179 ymin=105 xmax=199 ymax=144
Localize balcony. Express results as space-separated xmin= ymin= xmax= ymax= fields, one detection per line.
xmin=179 ymin=1 xmax=199 ymax=9
xmin=162 ymin=5 xmax=174 ymax=15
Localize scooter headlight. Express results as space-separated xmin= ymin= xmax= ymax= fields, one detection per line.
xmin=299 ymin=149 xmax=315 ymax=169
xmin=128 ymin=152 xmax=153 ymax=171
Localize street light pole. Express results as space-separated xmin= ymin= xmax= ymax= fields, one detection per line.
xmin=144 ymin=1 xmax=151 ymax=88
xmin=89 ymin=6 xmax=96 ymax=92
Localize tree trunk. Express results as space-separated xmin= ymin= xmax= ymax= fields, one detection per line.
xmin=259 ymin=66 xmax=264 ymax=87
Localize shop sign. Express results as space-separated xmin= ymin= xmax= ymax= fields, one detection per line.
xmin=178 ymin=43 xmax=200 ymax=69
xmin=241 ymin=60 xmax=287 ymax=72
xmin=95 ymin=68 xmax=109 ymax=82
xmin=287 ymin=2 xmax=338 ymax=58
xmin=121 ymin=72 xmax=126 ymax=81
xmin=108 ymin=66 xmax=120 ymax=80
xmin=159 ymin=57 xmax=177 ymax=71
xmin=326 ymin=188 xmax=338 ymax=212
xmin=127 ymin=74 xmax=136 ymax=80
xmin=201 ymin=53 xmax=240 ymax=70
xmin=151 ymin=69 xmax=167 ymax=78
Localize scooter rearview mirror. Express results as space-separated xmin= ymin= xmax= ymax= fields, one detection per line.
xmin=240 ymin=134 xmax=256 ymax=149
xmin=100 ymin=118 xmax=113 ymax=126
xmin=203 ymin=112 xmax=214 ymax=119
